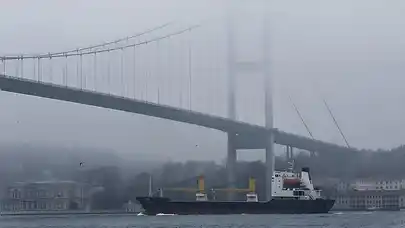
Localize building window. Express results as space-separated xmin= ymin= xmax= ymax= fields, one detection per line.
xmin=39 ymin=202 xmax=46 ymax=209
xmin=38 ymin=190 xmax=46 ymax=198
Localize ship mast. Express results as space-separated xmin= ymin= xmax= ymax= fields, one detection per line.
xmin=148 ymin=174 xmax=153 ymax=197
xmin=287 ymin=160 xmax=295 ymax=173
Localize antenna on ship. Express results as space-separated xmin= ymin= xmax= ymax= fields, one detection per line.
xmin=287 ymin=159 xmax=295 ymax=172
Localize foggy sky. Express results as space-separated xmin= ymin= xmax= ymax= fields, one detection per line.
xmin=0 ymin=0 xmax=405 ymax=162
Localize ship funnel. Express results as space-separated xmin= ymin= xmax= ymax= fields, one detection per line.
xmin=197 ymin=175 xmax=205 ymax=192
xmin=300 ymin=167 xmax=314 ymax=190
xmin=301 ymin=167 xmax=311 ymax=180
xmin=249 ymin=177 xmax=256 ymax=192
xmin=302 ymin=167 xmax=310 ymax=173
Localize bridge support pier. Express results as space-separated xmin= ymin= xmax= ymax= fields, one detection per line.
xmin=265 ymin=133 xmax=275 ymax=201
xmin=226 ymin=132 xmax=237 ymax=201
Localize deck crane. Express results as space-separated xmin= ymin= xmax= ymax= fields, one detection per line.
xmin=211 ymin=177 xmax=258 ymax=202
xmin=158 ymin=175 xmax=207 ymax=201
xmin=158 ymin=176 xmax=258 ymax=202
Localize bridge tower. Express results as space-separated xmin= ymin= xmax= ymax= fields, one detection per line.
xmin=263 ymin=1 xmax=275 ymax=202
xmin=226 ymin=1 xmax=237 ymax=201
xmin=226 ymin=1 xmax=274 ymax=201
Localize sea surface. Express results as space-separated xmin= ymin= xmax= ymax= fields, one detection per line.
xmin=0 ymin=211 xmax=405 ymax=228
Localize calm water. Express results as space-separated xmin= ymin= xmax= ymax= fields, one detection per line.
xmin=0 ymin=212 xmax=405 ymax=228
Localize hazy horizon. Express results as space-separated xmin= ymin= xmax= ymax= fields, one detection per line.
xmin=1 ymin=0 xmax=405 ymax=162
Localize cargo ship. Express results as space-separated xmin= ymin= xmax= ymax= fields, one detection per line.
xmin=136 ymin=166 xmax=335 ymax=215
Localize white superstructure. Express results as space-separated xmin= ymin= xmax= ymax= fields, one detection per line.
xmin=271 ymin=167 xmax=322 ymax=200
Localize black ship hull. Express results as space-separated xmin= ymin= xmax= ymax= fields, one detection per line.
xmin=136 ymin=197 xmax=335 ymax=215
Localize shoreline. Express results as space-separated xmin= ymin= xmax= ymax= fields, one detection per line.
xmin=1 ymin=211 xmax=142 ymax=216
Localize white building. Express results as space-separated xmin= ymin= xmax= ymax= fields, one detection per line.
xmin=335 ymin=178 xmax=405 ymax=209
xmin=375 ymin=180 xmax=404 ymax=190
xmin=337 ymin=179 xmax=405 ymax=192
xmin=123 ymin=200 xmax=142 ymax=213
xmin=334 ymin=190 xmax=401 ymax=210
xmin=1 ymin=181 xmax=91 ymax=212
xmin=352 ymin=180 xmax=378 ymax=191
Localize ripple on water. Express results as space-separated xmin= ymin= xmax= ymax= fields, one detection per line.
xmin=0 ymin=211 xmax=404 ymax=228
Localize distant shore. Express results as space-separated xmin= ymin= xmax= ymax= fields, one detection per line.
xmin=0 ymin=210 xmax=141 ymax=216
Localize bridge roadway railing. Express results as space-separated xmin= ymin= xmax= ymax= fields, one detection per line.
xmin=0 ymin=74 xmax=265 ymax=134
xmin=0 ymin=74 xmax=359 ymax=154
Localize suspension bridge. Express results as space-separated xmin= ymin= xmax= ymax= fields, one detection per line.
xmin=0 ymin=17 xmax=358 ymax=201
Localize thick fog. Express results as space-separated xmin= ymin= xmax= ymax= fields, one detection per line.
xmin=0 ymin=0 xmax=405 ymax=162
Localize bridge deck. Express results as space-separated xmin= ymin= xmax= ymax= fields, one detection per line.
xmin=0 ymin=74 xmax=357 ymax=153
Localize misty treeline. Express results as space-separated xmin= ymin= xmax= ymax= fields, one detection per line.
xmin=1 ymin=143 xmax=405 ymax=209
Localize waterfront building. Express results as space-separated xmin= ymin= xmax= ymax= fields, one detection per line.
xmin=334 ymin=190 xmax=401 ymax=210
xmin=1 ymin=180 xmax=90 ymax=212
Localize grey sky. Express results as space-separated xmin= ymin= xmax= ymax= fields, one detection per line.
xmin=0 ymin=0 xmax=405 ymax=162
